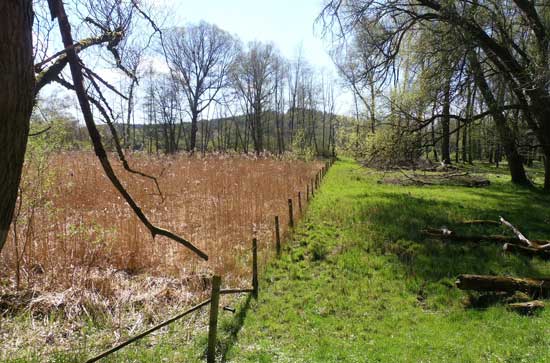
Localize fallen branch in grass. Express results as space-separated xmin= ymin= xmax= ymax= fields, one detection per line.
xmin=458 ymin=220 xmax=500 ymax=226
xmin=499 ymin=216 xmax=534 ymax=247
xmin=421 ymin=228 xmax=550 ymax=246
xmin=385 ymin=169 xmax=491 ymax=187
xmin=498 ymin=217 xmax=550 ymax=250
xmin=424 ymin=216 xmax=550 ymax=246
xmin=503 ymin=243 xmax=550 ymax=260
xmin=455 ymin=274 xmax=550 ymax=298
xmin=398 ymin=169 xmax=435 ymax=185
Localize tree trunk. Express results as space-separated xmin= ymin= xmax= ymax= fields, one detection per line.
xmin=544 ymin=152 xmax=550 ymax=191
xmin=0 ymin=0 xmax=34 ymax=252
xmin=453 ymin=119 xmax=459 ymax=163
xmin=468 ymin=52 xmax=530 ymax=186
xmin=441 ymin=82 xmax=452 ymax=165
xmin=189 ymin=114 xmax=198 ymax=152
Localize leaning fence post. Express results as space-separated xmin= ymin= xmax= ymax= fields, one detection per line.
xmin=207 ymin=275 xmax=221 ymax=363
xmin=298 ymin=192 xmax=302 ymax=215
xmin=288 ymin=198 xmax=294 ymax=228
xmin=275 ymin=216 xmax=281 ymax=256
xmin=252 ymin=238 xmax=258 ymax=299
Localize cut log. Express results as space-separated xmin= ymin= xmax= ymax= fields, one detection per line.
xmin=456 ymin=274 xmax=550 ymax=298
xmin=503 ymin=243 xmax=550 ymax=260
xmin=507 ymin=300 xmax=544 ymax=315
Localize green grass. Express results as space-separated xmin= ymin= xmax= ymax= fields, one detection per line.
xmin=10 ymin=158 xmax=550 ymax=362
xmin=220 ymin=158 xmax=550 ymax=362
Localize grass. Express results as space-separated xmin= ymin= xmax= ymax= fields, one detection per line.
xmin=4 ymin=157 xmax=550 ymax=362
xmin=218 ymin=158 xmax=550 ymax=362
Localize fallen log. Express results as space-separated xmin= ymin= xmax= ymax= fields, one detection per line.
xmin=507 ymin=300 xmax=544 ymax=315
xmin=459 ymin=220 xmax=500 ymax=226
xmin=422 ymin=228 xmax=550 ymax=246
xmin=456 ymin=274 xmax=550 ymax=298
xmin=503 ymin=243 xmax=550 ymax=260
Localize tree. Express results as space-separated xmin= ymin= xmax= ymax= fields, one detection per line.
xmin=321 ymin=0 xmax=539 ymax=186
xmin=0 ymin=0 xmax=34 ymax=252
xmin=0 ymin=0 xmax=208 ymax=260
xmin=165 ymin=22 xmax=237 ymax=152
xmin=0 ymin=0 xmax=126 ymax=252
xmin=231 ymin=41 xmax=279 ymax=154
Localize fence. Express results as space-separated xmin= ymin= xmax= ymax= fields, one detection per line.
xmin=85 ymin=158 xmax=334 ymax=363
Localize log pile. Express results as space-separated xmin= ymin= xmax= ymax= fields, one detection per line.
xmin=456 ymin=274 xmax=547 ymax=313
xmin=423 ymin=217 xmax=550 ymax=314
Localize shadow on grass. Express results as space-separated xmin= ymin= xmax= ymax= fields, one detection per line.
xmin=351 ymin=186 xmax=550 ymax=284
xmin=218 ymin=294 xmax=253 ymax=362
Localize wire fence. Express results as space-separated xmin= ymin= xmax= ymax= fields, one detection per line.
xmin=10 ymin=159 xmax=334 ymax=363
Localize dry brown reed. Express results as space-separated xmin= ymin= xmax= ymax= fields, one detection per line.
xmin=0 ymin=151 xmax=322 ymax=359
xmin=1 ymin=151 xmax=321 ymax=309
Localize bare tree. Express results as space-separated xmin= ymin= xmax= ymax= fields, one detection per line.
xmin=164 ymin=21 xmax=237 ymax=152
xmin=0 ymin=0 xmax=209 ymax=259
xmin=231 ymin=41 xmax=279 ymax=154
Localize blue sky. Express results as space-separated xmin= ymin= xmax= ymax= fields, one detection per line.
xmin=45 ymin=1 xmax=354 ymax=119
xmin=161 ymin=0 xmax=335 ymax=71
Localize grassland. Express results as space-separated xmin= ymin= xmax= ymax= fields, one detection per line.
xmin=218 ymin=158 xmax=550 ymax=362
xmin=3 ymin=156 xmax=550 ymax=362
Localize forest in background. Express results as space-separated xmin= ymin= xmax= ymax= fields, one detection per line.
xmin=29 ymin=0 xmax=550 ymax=191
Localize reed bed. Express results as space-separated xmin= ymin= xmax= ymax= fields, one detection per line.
xmin=0 ymin=151 xmax=323 ymax=360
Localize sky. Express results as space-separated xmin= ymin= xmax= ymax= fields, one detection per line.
xmin=160 ymin=0 xmax=335 ymax=71
xmin=44 ymin=0 xmax=354 ymax=121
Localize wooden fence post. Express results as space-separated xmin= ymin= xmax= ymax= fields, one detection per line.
xmin=252 ymin=238 xmax=258 ymax=299
xmin=311 ymin=179 xmax=315 ymax=197
xmin=207 ymin=275 xmax=221 ymax=363
xmin=288 ymin=198 xmax=294 ymax=228
xmin=275 ymin=216 xmax=281 ymax=256
xmin=298 ymin=192 xmax=302 ymax=214
xmin=306 ymin=184 xmax=310 ymax=202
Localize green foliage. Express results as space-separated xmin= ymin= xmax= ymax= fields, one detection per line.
xmin=289 ymin=128 xmax=316 ymax=161
xmin=352 ymin=126 xmax=423 ymax=168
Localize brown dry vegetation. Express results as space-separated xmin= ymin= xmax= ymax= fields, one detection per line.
xmin=0 ymin=151 xmax=322 ymax=360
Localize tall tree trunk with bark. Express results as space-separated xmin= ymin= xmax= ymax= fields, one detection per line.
xmin=441 ymin=82 xmax=452 ymax=165
xmin=0 ymin=0 xmax=34 ymax=252
xmin=468 ymin=52 xmax=530 ymax=186
xmin=189 ymin=114 xmax=198 ymax=152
